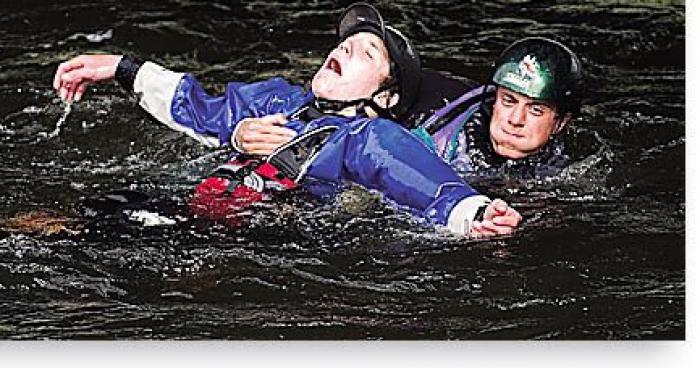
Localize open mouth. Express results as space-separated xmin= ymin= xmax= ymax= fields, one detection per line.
xmin=327 ymin=57 xmax=342 ymax=76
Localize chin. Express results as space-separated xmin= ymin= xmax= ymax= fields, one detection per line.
xmin=311 ymin=73 xmax=333 ymax=99
xmin=495 ymin=149 xmax=519 ymax=159
xmin=491 ymin=134 xmax=529 ymax=160
xmin=502 ymin=151 xmax=528 ymax=160
xmin=493 ymin=141 xmax=530 ymax=160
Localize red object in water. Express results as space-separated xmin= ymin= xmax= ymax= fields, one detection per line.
xmin=189 ymin=159 xmax=297 ymax=226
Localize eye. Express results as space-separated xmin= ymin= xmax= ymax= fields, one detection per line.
xmin=366 ymin=51 xmax=374 ymax=60
xmin=501 ymin=95 xmax=516 ymax=107
xmin=530 ymin=105 xmax=550 ymax=116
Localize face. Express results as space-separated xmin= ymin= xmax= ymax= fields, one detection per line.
xmin=489 ymin=86 xmax=568 ymax=159
xmin=311 ymin=32 xmax=391 ymax=101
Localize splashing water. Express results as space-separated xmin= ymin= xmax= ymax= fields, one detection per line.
xmin=37 ymin=102 xmax=72 ymax=140
xmin=0 ymin=1 xmax=684 ymax=340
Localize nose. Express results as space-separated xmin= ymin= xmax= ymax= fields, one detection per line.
xmin=338 ymin=39 xmax=351 ymax=55
xmin=507 ymin=104 xmax=526 ymax=127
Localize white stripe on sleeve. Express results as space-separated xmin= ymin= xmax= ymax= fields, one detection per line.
xmin=134 ymin=62 xmax=219 ymax=147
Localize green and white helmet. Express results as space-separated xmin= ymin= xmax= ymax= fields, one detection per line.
xmin=492 ymin=37 xmax=583 ymax=114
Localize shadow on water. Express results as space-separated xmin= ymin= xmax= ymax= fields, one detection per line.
xmin=0 ymin=0 xmax=684 ymax=339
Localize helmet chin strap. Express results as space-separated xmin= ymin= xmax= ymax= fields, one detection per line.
xmin=309 ymin=80 xmax=398 ymax=119
xmin=367 ymin=78 xmax=399 ymax=119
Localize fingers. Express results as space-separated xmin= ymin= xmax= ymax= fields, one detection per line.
xmin=57 ymin=68 xmax=98 ymax=102
xmin=243 ymin=143 xmax=287 ymax=156
xmin=241 ymin=138 xmax=290 ymax=155
xmin=504 ymin=207 xmax=523 ymax=223
xmin=235 ymin=114 xmax=296 ymax=153
xmin=492 ymin=198 xmax=509 ymax=213
xmin=54 ymin=55 xmax=121 ymax=102
xmin=259 ymin=113 xmax=288 ymax=125
xmin=60 ymin=67 xmax=96 ymax=86
xmin=55 ymin=60 xmax=89 ymax=102
xmin=53 ymin=59 xmax=83 ymax=90
xmin=470 ymin=220 xmax=498 ymax=238
xmin=483 ymin=199 xmax=506 ymax=221
xmin=73 ymin=83 xmax=88 ymax=102
xmin=249 ymin=124 xmax=297 ymax=138
xmin=263 ymin=113 xmax=288 ymax=125
xmin=490 ymin=214 xmax=521 ymax=228
xmin=482 ymin=219 xmax=516 ymax=235
xmin=470 ymin=219 xmax=516 ymax=238
xmin=60 ymin=82 xmax=75 ymax=102
xmin=65 ymin=85 xmax=74 ymax=103
xmin=239 ymin=114 xmax=293 ymax=131
xmin=483 ymin=198 xmax=517 ymax=221
xmin=242 ymin=113 xmax=288 ymax=128
xmin=470 ymin=200 xmax=523 ymax=238
xmin=240 ymin=128 xmax=295 ymax=146
xmin=63 ymin=81 xmax=79 ymax=103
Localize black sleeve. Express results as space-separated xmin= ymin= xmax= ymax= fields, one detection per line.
xmin=115 ymin=56 xmax=142 ymax=94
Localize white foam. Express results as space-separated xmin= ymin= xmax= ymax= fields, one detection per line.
xmin=125 ymin=209 xmax=176 ymax=227
xmin=37 ymin=102 xmax=71 ymax=140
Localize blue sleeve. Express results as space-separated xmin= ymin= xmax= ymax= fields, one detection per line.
xmin=305 ymin=118 xmax=483 ymax=226
xmin=170 ymin=75 xmax=312 ymax=146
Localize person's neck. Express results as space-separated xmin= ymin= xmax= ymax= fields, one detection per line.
xmin=313 ymin=97 xmax=366 ymax=117
xmin=338 ymin=105 xmax=363 ymax=117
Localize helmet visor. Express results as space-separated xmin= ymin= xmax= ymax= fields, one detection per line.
xmin=337 ymin=3 xmax=385 ymax=40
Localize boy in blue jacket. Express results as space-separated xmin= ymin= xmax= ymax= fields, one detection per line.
xmin=53 ymin=3 xmax=521 ymax=238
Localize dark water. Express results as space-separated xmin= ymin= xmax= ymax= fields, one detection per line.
xmin=0 ymin=0 xmax=684 ymax=339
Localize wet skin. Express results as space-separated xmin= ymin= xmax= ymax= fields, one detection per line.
xmin=489 ymin=86 xmax=570 ymax=160
xmin=311 ymin=32 xmax=391 ymax=102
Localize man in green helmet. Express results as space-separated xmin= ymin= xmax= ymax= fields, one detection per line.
xmin=482 ymin=37 xmax=581 ymax=159
xmin=411 ymin=37 xmax=584 ymax=178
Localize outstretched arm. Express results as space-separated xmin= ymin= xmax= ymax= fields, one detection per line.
xmin=304 ymin=118 xmax=522 ymax=237
xmin=53 ymin=55 xmax=311 ymax=147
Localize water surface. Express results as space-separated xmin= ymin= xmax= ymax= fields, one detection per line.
xmin=0 ymin=0 xmax=685 ymax=339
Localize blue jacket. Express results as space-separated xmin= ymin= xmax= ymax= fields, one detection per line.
xmin=132 ymin=62 xmax=491 ymax=234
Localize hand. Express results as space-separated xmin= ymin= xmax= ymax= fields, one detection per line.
xmin=234 ymin=113 xmax=297 ymax=155
xmin=469 ymin=198 xmax=522 ymax=238
xmin=53 ymin=54 xmax=123 ymax=103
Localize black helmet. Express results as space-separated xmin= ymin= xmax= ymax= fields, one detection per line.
xmin=491 ymin=37 xmax=583 ymax=114
xmin=336 ymin=2 xmax=421 ymax=118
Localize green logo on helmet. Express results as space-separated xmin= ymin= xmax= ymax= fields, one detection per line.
xmin=493 ymin=54 xmax=555 ymax=100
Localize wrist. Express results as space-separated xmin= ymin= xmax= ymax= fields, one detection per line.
xmin=115 ymin=55 xmax=142 ymax=94
xmin=446 ymin=195 xmax=491 ymax=235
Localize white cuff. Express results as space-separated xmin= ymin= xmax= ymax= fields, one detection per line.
xmin=446 ymin=195 xmax=491 ymax=235
xmin=134 ymin=61 xmax=184 ymax=124
xmin=134 ymin=62 xmax=218 ymax=147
